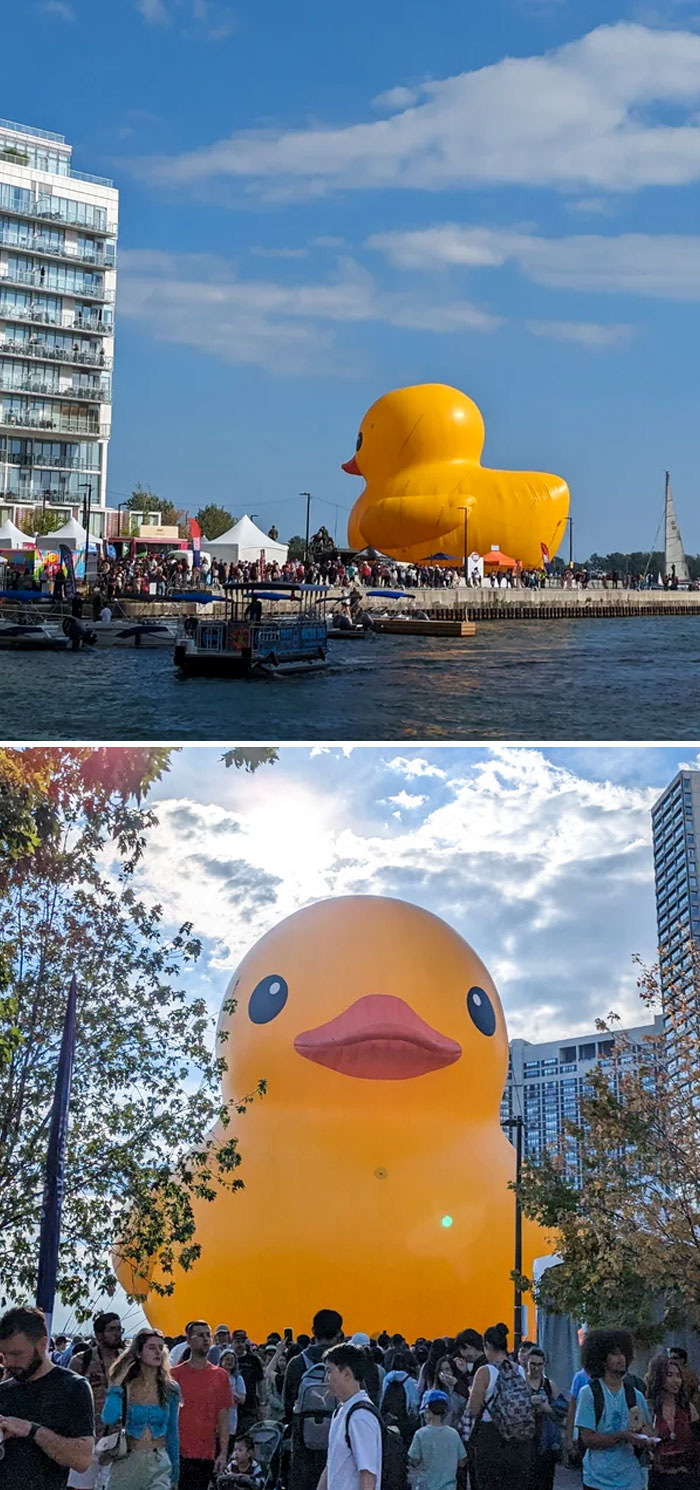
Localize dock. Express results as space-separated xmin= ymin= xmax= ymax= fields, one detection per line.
xmin=372 ymin=617 xmax=476 ymax=636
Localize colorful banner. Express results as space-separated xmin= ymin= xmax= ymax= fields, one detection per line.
xmin=36 ymin=973 xmax=78 ymax=1338
xmin=190 ymin=517 xmax=202 ymax=569
xmin=60 ymin=544 xmax=77 ymax=599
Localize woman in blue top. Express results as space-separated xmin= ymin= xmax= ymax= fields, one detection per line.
xmin=102 ymin=1329 xmax=180 ymax=1489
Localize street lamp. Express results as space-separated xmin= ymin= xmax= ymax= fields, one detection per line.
xmin=566 ymin=514 xmax=574 ymax=568
xmin=500 ymin=1115 xmax=524 ymax=1351
xmin=300 ymin=491 xmax=312 ymax=564
xmin=79 ymin=478 xmax=92 ymax=588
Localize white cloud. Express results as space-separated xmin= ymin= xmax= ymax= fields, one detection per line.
xmin=386 ymin=756 xmax=448 ymax=780
xmin=134 ymin=0 xmax=236 ymax=35
xmin=137 ymin=748 xmax=661 ymax=1047
xmin=131 ymin=23 xmax=700 ymax=198
xmin=526 ymin=319 xmax=635 ymax=346
xmin=368 ymin=223 xmax=700 ymax=300
xmin=117 ymin=249 xmax=501 ymax=373
xmin=371 ymin=85 xmax=424 ymax=111
xmin=41 ymin=0 xmax=76 ymax=18
xmin=387 ymin=791 xmax=428 ymax=811
xmin=135 ymin=0 xmax=168 ymax=19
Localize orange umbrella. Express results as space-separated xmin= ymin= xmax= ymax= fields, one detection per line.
xmin=482 ymin=547 xmax=517 ymax=569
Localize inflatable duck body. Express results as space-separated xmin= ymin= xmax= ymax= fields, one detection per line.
xmin=126 ymin=897 xmax=551 ymax=1339
xmin=344 ymin=384 xmax=569 ymax=570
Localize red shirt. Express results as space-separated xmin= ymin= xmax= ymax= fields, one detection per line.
xmin=172 ymin=1361 xmax=232 ymax=1460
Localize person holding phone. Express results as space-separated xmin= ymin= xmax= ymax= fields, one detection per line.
xmin=574 ymin=1329 xmax=652 ymax=1490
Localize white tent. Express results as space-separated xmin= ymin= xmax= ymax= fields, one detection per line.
xmin=203 ymin=514 xmax=288 ymax=565
xmin=0 ymin=518 xmax=31 ymax=549
xmin=35 ymin=517 xmax=98 ymax=553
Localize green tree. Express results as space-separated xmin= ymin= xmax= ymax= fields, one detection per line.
xmin=518 ymin=957 xmax=700 ymax=1339
xmin=195 ymin=505 xmax=235 ymax=541
xmin=127 ymin=485 xmax=181 ymax=530
xmin=19 ymin=510 xmax=66 ymax=537
xmin=287 ymin=535 xmax=305 ymax=561
xmin=0 ymin=746 xmax=275 ymax=1315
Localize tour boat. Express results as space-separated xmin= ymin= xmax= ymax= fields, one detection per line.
xmin=173 ymin=582 xmax=329 ymax=678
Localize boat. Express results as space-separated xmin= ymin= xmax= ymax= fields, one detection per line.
xmin=664 ymin=472 xmax=690 ymax=586
xmin=0 ymin=592 xmax=69 ymax=650
xmin=90 ymin=618 xmax=177 ymax=649
xmin=173 ymin=582 xmax=329 ymax=677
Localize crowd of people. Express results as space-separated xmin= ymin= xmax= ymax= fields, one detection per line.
xmin=1 ymin=1308 xmax=700 ymax=1490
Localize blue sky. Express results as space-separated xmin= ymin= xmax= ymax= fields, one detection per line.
xmin=134 ymin=742 xmax=699 ymax=1046
xmin=7 ymin=0 xmax=700 ymax=556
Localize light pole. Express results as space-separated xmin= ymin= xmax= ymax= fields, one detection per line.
xmin=567 ymin=514 xmax=574 ymax=568
xmin=459 ymin=505 xmax=469 ymax=584
xmin=300 ymin=491 xmax=312 ymax=564
xmin=79 ymin=478 xmax=92 ymax=589
xmin=500 ymin=1115 xmax=524 ymax=1351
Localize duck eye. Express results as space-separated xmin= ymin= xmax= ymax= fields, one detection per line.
xmin=356 ymin=431 xmax=363 ymax=452
xmin=249 ymin=975 xmax=289 ymax=1025
xmin=466 ymin=986 xmax=496 ymax=1037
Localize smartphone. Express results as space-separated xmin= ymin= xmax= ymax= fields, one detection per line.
xmin=284 ymin=1328 xmax=293 ymax=1341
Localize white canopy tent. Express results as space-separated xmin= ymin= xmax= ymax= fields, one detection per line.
xmin=0 ymin=518 xmax=31 ymax=549
xmin=203 ymin=514 xmax=288 ymax=565
xmin=35 ymin=517 xmax=98 ymax=553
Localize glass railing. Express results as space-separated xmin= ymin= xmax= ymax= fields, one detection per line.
xmin=0 ymin=304 xmax=113 ymax=334
xmin=0 ymin=452 xmax=100 ymax=471
xmin=0 ymin=410 xmax=109 ymax=436
xmin=0 ymin=376 xmax=109 ymax=403
xmin=3 ymin=197 xmax=117 ymax=237
xmin=0 ymin=230 xmax=113 ymax=268
xmin=0 ymin=267 xmax=114 ymax=301
xmin=0 ymin=119 xmax=65 ymax=144
xmin=0 ymin=339 xmax=110 ymax=369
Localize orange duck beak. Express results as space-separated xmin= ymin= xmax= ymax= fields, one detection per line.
xmin=341 ymin=456 xmax=361 ymax=475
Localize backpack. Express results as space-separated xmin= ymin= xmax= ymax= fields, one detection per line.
xmin=381 ymin=1374 xmax=419 ymax=1447
xmin=345 ymin=1398 xmax=407 ymax=1490
xmin=590 ymin=1378 xmax=649 ymax=1463
xmin=485 ymin=1360 xmax=536 ymax=1443
xmin=294 ymin=1351 xmax=338 ymax=1452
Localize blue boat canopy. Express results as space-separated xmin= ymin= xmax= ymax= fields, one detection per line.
xmin=366 ymin=589 xmax=410 ymax=599
xmin=0 ymin=590 xmax=53 ymax=601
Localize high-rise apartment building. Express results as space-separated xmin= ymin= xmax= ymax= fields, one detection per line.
xmin=0 ymin=118 xmax=118 ymax=531
xmin=652 ymin=770 xmax=700 ymax=1016
xmin=501 ymin=1019 xmax=663 ymax=1181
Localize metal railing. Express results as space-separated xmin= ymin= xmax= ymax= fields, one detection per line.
xmin=0 ymin=119 xmax=65 ymax=144
xmin=0 ymin=304 xmax=113 ymax=335
xmin=0 ymin=451 xmax=101 ymax=471
xmin=0 ymin=229 xmax=114 ymax=269
xmin=69 ymin=168 xmax=114 ymax=187
xmin=0 ymin=375 xmax=109 ymax=404
xmin=0 ymin=410 xmax=109 ymax=437
xmin=0 ymin=267 xmax=114 ymax=301
xmin=1 ymin=198 xmax=117 ymax=237
xmin=0 ymin=338 xmax=110 ymax=369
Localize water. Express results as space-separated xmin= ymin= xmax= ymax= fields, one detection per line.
xmin=3 ymin=617 xmax=700 ymax=740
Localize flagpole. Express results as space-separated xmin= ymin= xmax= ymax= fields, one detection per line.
xmin=36 ymin=972 xmax=78 ymax=1340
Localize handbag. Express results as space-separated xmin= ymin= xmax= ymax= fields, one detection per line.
xmin=96 ymin=1385 xmax=129 ymax=1465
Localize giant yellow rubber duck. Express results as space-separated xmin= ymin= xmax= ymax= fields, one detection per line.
xmin=122 ymin=897 xmax=550 ymax=1339
xmin=343 ymin=384 xmax=569 ymax=569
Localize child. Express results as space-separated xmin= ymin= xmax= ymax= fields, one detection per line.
xmin=408 ymin=1390 xmax=467 ymax=1490
xmin=225 ymin=1433 xmax=266 ymax=1490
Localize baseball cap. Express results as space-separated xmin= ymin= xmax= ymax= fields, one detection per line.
xmin=350 ymin=1332 xmax=370 ymax=1348
xmin=424 ymin=1390 xmax=450 ymax=1407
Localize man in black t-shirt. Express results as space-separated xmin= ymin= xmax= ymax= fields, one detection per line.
xmin=0 ymin=1306 xmax=94 ymax=1490
xmin=232 ymin=1334 xmax=264 ymax=1434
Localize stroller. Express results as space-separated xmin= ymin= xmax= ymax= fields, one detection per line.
xmin=217 ymin=1419 xmax=285 ymax=1490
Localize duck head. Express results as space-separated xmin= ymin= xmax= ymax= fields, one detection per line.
xmin=342 ymin=384 xmax=486 ymax=485
xmin=219 ymin=896 xmax=508 ymax=1117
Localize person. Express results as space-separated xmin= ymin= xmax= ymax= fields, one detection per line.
xmin=233 ymin=1336 xmax=265 ymax=1433
xmin=408 ymin=1389 xmax=467 ymax=1490
xmin=319 ymin=1343 xmax=382 ymax=1490
xmin=349 ymin=1337 xmax=382 ymax=1408
xmin=524 ymin=1347 xmax=561 ymax=1490
xmin=574 ymin=1327 xmax=651 ymax=1490
xmin=667 ymin=1349 xmax=700 ymax=1413
xmin=209 ymin=1327 xmax=232 ymax=1366
xmin=224 ymin=1433 xmax=266 ymax=1489
xmin=421 ymin=1359 xmax=463 ymax=1429
xmin=451 ymin=1332 xmax=485 ymax=1403
xmin=380 ymin=1347 xmax=420 ymax=1443
xmin=69 ymin=1312 xmax=124 ymax=1488
xmin=172 ymin=1320 xmax=232 ymax=1490
xmin=0 ymin=1305 xmax=95 ymax=1489
xmin=99 ymin=603 xmax=112 ymax=623
xmin=219 ymin=1349 xmax=247 ymax=1437
xmin=102 ymin=1329 xmax=179 ymax=1489
xmin=646 ymin=1353 xmax=698 ymax=1490
xmin=262 ymin=1340 xmax=286 ymax=1421
xmin=285 ymin=1309 xmax=343 ymax=1490
xmin=467 ymin=1322 xmax=536 ymax=1490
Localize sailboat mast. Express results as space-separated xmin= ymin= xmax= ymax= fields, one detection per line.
xmin=664 ymin=471 xmax=690 ymax=585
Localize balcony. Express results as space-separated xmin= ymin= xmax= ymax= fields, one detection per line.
xmin=0 ymin=410 xmax=109 ymax=437
xmin=1 ymin=197 xmax=117 ymax=238
xmin=0 ymin=119 xmax=65 ymax=144
xmin=0 ymin=450 xmax=101 ymax=471
xmin=0 ymin=229 xmax=115 ymax=270
xmin=0 ymin=375 xmax=110 ymax=404
xmin=0 ymin=303 xmax=112 ymax=335
xmin=0 ymin=267 xmax=114 ymax=302
xmin=0 ymin=338 xmax=110 ymax=369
